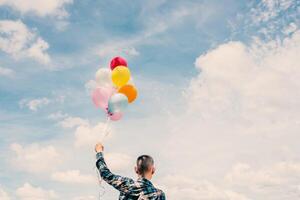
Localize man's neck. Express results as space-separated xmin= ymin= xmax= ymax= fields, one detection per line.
xmin=139 ymin=174 xmax=152 ymax=180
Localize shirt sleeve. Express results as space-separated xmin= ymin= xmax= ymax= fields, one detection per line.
xmin=160 ymin=191 xmax=166 ymax=200
xmin=157 ymin=190 xmax=166 ymax=200
xmin=96 ymin=152 xmax=133 ymax=194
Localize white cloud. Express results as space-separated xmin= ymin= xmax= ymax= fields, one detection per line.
xmin=58 ymin=115 xmax=112 ymax=148
xmin=105 ymin=153 xmax=133 ymax=171
xmin=250 ymin=0 xmax=294 ymax=24
xmin=72 ymin=196 xmax=97 ymax=200
xmin=10 ymin=143 xmax=62 ymax=173
xmin=0 ymin=20 xmax=50 ymax=64
xmin=185 ymin=30 xmax=300 ymax=135
xmin=232 ymin=0 xmax=299 ymax=42
xmin=84 ymin=79 xmax=97 ymax=95
xmin=48 ymin=111 xmax=68 ymax=120
xmin=226 ymin=161 xmax=300 ymax=186
xmin=225 ymin=162 xmax=300 ymax=198
xmin=160 ymin=175 xmax=251 ymax=200
xmin=74 ymin=121 xmax=111 ymax=148
xmin=224 ymin=191 xmax=252 ymax=200
xmin=98 ymin=44 xmax=140 ymax=59
xmin=51 ymin=170 xmax=96 ymax=184
xmin=161 ymin=28 xmax=300 ymax=200
xmin=59 ymin=116 xmax=89 ymax=128
xmin=19 ymin=95 xmax=65 ymax=111
xmin=283 ymin=22 xmax=298 ymax=35
xmin=225 ymin=163 xmax=281 ymax=186
xmin=0 ymin=0 xmax=73 ymax=18
xmin=54 ymin=20 xmax=70 ymax=31
xmin=16 ymin=183 xmax=57 ymax=200
xmin=27 ymin=38 xmax=50 ymax=63
xmin=0 ymin=187 xmax=10 ymax=200
xmin=123 ymin=47 xmax=140 ymax=56
xmin=19 ymin=98 xmax=50 ymax=111
xmin=0 ymin=67 xmax=14 ymax=77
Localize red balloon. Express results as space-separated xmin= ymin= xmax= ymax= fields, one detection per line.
xmin=110 ymin=57 xmax=127 ymax=70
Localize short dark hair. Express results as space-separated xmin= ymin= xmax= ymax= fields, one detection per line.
xmin=136 ymin=155 xmax=154 ymax=175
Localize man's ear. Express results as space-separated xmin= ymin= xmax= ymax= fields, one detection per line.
xmin=134 ymin=166 xmax=138 ymax=174
xmin=152 ymin=166 xmax=156 ymax=175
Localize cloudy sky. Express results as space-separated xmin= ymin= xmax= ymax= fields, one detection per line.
xmin=0 ymin=0 xmax=299 ymax=200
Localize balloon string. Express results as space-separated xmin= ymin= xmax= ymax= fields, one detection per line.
xmin=96 ymin=117 xmax=111 ymax=200
xmin=101 ymin=116 xmax=111 ymax=142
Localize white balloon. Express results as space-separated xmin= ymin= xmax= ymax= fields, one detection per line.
xmin=95 ymin=68 xmax=112 ymax=87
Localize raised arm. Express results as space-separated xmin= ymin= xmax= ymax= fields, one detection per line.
xmin=95 ymin=143 xmax=133 ymax=194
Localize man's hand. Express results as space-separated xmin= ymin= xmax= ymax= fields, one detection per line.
xmin=95 ymin=143 xmax=104 ymax=153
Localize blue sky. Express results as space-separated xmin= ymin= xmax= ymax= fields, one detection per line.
xmin=0 ymin=0 xmax=300 ymax=200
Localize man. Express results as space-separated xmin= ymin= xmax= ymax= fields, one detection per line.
xmin=95 ymin=143 xmax=166 ymax=200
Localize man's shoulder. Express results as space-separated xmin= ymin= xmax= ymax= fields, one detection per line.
xmin=124 ymin=179 xmax=166 ymax=199
xmin=155 ymin=188 xmax=166 ymax=199
xmin=143 ymin=185 xmax=166 ymax=199
xmin=136 ymin=189 xmax=165 ymax=200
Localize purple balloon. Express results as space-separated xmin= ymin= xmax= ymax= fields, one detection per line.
xmin=92 ymin=87 xmax=115 ymax=110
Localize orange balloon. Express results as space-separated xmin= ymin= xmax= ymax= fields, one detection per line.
xmin=118 ymin=84 xmax=137 ymax=103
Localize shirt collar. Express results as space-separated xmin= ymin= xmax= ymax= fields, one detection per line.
xmin=137 ymin=177 xmax=153 ymax=187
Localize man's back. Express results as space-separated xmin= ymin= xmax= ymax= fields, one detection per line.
xmin=96 ymin=152 xmax=165 ymax=200
xmin=117 ymin=177 xmax=164 ymax=200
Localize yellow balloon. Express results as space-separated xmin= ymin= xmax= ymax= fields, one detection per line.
xmin=111 ymin=66 xmax=131 ymax=87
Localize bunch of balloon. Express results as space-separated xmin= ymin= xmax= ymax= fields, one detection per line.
xmin=91 ymin=56 xmax=138 ymax=122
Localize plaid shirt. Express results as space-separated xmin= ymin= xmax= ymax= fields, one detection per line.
xmin=96 ymin=152 xmax=166 ymax=200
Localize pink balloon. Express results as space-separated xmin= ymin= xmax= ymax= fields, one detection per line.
xmin=92 ymin=87 xmax=115 ymax=110
xmin=109 ymin=112 xmax=123 ymax=121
